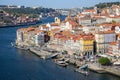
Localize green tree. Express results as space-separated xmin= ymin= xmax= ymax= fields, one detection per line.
xmin=98 ymin=57 xmax=110 ymax=66
xmin=112 ymin=20 xmax=116 ymax=23
xmin=95 ymin=2 xmax=120 ymax=9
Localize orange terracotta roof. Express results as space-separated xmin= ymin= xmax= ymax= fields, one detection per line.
xmin=90 ymin=28 xmax=95 ymax=31
xmin=96 ymin=23 xmax=110 ymax=26
xmin=77 ymin=13 xmax=86 ymax=17
xmin=80 ymin=34 xmax=94 ymax=40
xmin=109 ymin=42 xmax=117 ymax=45
xmin=51 ymin=28 xmax=60 ymax=32
xmin=84 ymin=9 xmax=96 ymax=13
xmin=93 ymin=14 xmax=105 ymax=18
xmin=54 ymin=33 xmax=63 ymax=38
xmin=117 ymin=34 xmax=120 ymax=37
xmin=17 ymin=28 xmax=27 ymax=31
xmin=79 ymin=16 xmax=91 ymax=20
xmin=96 ymin=23 xmax=120 ymax=27
xmin=23 ymin=27 xmax=35 ymax=32
xmin=61 ymin=30 xmax=73 ymax=37
xmin=72 ymin=35 xmax=82 ymax=42
xmin=108 ymin=15 xmax=120 ymax=18
xmin=82 ymin=36 xmax=94 ymax=40
xmin=27 ymin=27 xmax=35 ymax=30
xmin=68 ymin=20 xmax=79 ymax=26
xmin=50 ymin=23 xmax=59 ymax=26
xmin=35 ymin=29 xmax=44 ymax=34
xmin=97 ymin=30 xmax=115 ymax=34
xmin=41 ymin=25 xmax=49 ymax=29
xmin=60 ymin=37 xmax=69 ymax=41
xmin=17 ymin=27 xmax=35 ymax=33
xmin=65 ymin=15 xmax=72 ymax=21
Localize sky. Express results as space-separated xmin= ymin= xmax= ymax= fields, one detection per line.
xmin=0 ymin=0 xmax=120 ymax=9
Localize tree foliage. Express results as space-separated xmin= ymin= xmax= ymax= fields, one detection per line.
xmin=98 ymin=57 xmax=111 ymax=65
xmin=1 ymin=7 xmax=55 ymax=16
xmin=95 ymin=2 xmax=120 ymax=9
xmin=83 ymin=2 xmax=120 ymax=9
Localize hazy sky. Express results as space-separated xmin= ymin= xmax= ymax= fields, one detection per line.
xmin=1 ymin=0 xmax=120 ymax=8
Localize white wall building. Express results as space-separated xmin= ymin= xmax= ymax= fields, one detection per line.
xmin=95 ymin=30 xmax=116 ymax=53
xmin=35 ymin=33 xmax=44 ymax=46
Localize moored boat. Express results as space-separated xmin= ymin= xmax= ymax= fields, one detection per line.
xmin=55 ymin=60 xmax=68 ymax=67
xmin=75 ymin=68 xmax=89 ymax=75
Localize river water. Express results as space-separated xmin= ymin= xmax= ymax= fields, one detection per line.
xmin=0 ymin=17 xmax=120 ymax=80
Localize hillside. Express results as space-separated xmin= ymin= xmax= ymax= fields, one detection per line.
xmin=95 ymin=2 xmax=120 ymax=9
xmin=83 ymin=2 xmax=120 ymax=9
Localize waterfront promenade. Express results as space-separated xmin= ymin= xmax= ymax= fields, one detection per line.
xmin=29 ymin=47 xmax=52 ymax=59
xmin=88 ymin=63 xmax=120 ymax=76
xmin=22 ymin=43 xmax=120 ymax=77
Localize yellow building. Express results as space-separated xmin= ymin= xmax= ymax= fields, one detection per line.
xmin=55 ymin=17 xmax=61 ymax=24
xmin=80 ymin=34 xmax=94 ymax=57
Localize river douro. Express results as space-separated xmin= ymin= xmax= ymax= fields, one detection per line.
xmin=0 ymin=17 xmax=120 ymax=80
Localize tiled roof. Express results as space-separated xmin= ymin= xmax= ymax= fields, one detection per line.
xmin=69 ymin=20 xmax=79 ymax=26
xmin=77 ymin=13 xmax=86 ymax=17
xmin=41 ymin=25 xmax=49 ymax=29
xmin=84 ymin=9 xmax=96 ymax=12
xmin=117 ymin=34 xmax=120 ymax=37
xmin=26 ymin=27 xmax=35 ymax=32
xmin=97 ymin=30 xmax=115 ymax=34
xmin=109 ymin=42 xmax=117 ymax=45
xmin=80 ymin=33 xmax=94 ymax=40
xmin=50 ymin=23 xmax=59 ymax=26
xmin=61 ymin=30 xmax=73 ymax=37
xmin=96 ymin=23 xmax=120 ymax=27
xmin=81 ymin=35 xmax=94 ymax=40
xmin=108 ymin=15 xmax=120 ymax=18
xmin=35 ymin=29 xmax=44 ymax=34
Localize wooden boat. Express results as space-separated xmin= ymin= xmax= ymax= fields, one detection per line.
xmin=75 ymin=68 xmax=89 ymax=75
xmin=55 ymin=60 xmax=68 ymax=67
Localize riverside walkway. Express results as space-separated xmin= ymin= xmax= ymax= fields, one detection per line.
xmin=29 ymin=48 xmax=52 ymax=59
xmin=88 ymin=63 xmax=120 ymax=76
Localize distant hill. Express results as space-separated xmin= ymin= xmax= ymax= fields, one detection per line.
xmin=95 ymin=2 xmax=120 ymax=9
xmin=1 ymin=7 xmax=55 ymax=16
xmin=83 ymin=2 xmax=120 ymax=9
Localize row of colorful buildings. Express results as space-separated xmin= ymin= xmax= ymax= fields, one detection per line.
xmin=16 ymin=5 xmax=120 ymax=57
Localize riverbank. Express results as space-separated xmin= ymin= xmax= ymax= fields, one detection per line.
xmin=31 ymin=47 xmax=120 ymax=77
xmin=88 ymin=63 xmax=120 ymax=77
xmin=14 ymin=40 xmax=120 ymax=77
xmin=14 ymin=42 xmax=120 ymax=77
xmin=48 ymin=44 xmax=120 ymax=77
xmin=0 ymin=20 xmax=42 ymax=28
xmin=29 ymin=47 xmax=52 ymax=59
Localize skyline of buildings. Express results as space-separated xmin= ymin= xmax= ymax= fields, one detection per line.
xmin=16 ymin=4 xmax=120 ymax=57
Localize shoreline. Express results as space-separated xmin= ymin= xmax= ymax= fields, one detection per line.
xmin=30 ymin=46 xmax=120 ymax=77
xmin=29 ymin=47 xmax=52 ymax=59
xmin=15 ymin=44 xmax=120 ymax=77
xmin=88 ymin=63 xmax=120 ymax=77
xmin=0 ymin=20 xmax=42 ymax=28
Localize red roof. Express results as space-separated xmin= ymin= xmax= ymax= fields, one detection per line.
xmin=109 ymin=42 xmax=117 ymax=45
xmin=84 ymin=9 xmax=96 ymax=13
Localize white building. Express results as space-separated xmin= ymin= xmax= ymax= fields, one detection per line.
xmin=35 ymin=32 xmax=44 ymax=47
xmin=95 ymin=30 xmax=116 ymax=53
xmin=16 ymin=29 xmax=24 ymax=42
